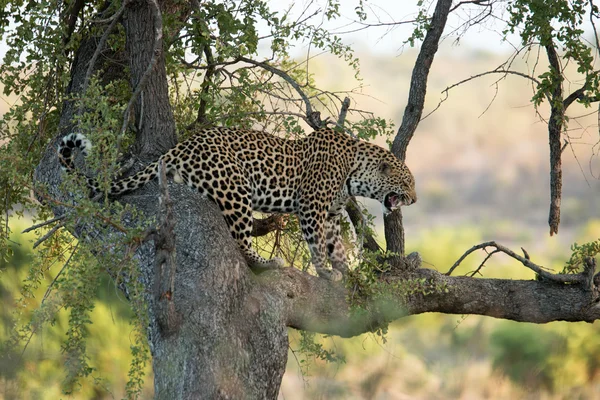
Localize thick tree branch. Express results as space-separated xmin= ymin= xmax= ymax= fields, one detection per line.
xmin=121 ymin=0 xmax=163 ymax=138
xmin=563 ymin=80 xmax=600 ymax=108
xmin=273 ymin=259 xmax=600 ymax=338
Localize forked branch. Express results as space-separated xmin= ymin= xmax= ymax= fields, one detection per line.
xmin=236 ymin=56 xmax=323 ymax=130
xmin=446 ymin=240 xmax=593 ymax=285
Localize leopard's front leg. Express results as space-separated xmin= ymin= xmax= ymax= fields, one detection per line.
xmin=299 ymin=208 xmax=343 ymax=281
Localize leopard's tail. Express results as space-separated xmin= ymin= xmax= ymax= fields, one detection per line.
xmin=57 ymin=133 xmax=100 ymax=193
xmin=58 ymin=133 xmax=161 ymax=196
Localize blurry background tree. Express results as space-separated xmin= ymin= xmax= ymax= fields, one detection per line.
xmin=0 ymin=0 xmax=599 ymax=398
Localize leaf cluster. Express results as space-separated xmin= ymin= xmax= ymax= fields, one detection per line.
xmin=505 ymin=0 xmax=600 ymax=107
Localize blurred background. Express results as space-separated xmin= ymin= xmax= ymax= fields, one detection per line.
xmin=2 ymin=0 xmax=600 ymax=397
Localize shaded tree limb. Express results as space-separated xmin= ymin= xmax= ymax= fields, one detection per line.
xmin=61 ymin=0 xmax=86 ymax=46
xmin=195 ymin=45 xmax=216 ymax=126
xmin=277 ymin=258 xmax=600 ymax=338
xmin=80 ymin=1 xmax=128 ymax=116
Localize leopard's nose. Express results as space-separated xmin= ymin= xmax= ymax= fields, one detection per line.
xmin=404 ymin=190 xmax=417 ymax=205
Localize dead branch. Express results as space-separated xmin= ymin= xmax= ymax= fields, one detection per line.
xmin=446 ymin=240 xmax=589 ymax=284
xmin=449 ymin=0 xmax=493 ymax=13
xmin=337 ymin=97 xmax=351 ymax=128
xmin=469 ymin=248 xmax=500 ymax=277
xmin=423 ymin=69 xmax=544 ymax=121
xmin=545 ymin=43 xmax=564 ymax=236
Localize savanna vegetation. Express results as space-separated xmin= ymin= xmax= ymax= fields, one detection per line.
xmin=0 ymin=0 xmax=599 ymax=398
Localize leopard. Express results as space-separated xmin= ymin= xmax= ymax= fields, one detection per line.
xmin=58 ymin=126 xmax=417 ymax=280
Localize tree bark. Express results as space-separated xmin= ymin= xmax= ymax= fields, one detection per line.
xmin=31 ymin=0 xmax=600 ymax=398
xmin=124 ymin=0 xmax=177 ymax=160
xmin=385 ymin=0 xmax=453 ymax=261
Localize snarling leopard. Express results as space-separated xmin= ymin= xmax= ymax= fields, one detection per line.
xmin=58 ymin=126 xmax=417 ymax=280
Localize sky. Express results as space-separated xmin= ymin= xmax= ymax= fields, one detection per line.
xmin=1 ymin=0 xmax=597 ymax=60
xmin=265 ymin=0 xmax=522 ymax=55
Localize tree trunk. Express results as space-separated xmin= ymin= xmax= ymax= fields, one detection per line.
xmin=35 ymin=0 xmax=289 ymax=397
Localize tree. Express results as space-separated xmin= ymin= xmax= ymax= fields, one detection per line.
xmin=1 ymin=0 xmax=599 ymax=398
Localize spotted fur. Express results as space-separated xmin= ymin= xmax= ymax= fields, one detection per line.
xmin=58 ymin=127 xmax=417 ymax=280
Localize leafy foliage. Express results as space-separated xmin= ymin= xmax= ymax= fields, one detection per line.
xmin=564 ymin=239 xmax=600 ymax=273
xmin=505 ymin=0 xmax=600 ymax=108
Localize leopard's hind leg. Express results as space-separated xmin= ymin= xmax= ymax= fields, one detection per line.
xmin=180 ymin=157 xmax=284 ymax=271
xmin=219 ymin=190 xmax=285 ymax=271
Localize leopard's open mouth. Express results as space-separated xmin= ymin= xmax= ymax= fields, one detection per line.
xmin=383 ymin=192 xmax=413 ymax=213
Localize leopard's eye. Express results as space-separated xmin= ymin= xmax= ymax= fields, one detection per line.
xmin=379 ymin=162 xmax=391 ymax=176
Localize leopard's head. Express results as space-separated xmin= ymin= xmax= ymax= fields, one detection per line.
xmin=349 ymin=143 xmax=417 ymax=214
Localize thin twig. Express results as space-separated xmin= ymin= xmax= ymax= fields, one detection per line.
xmin=422 ymin=69 xmax=546 ymax=122
xmin=589 ymin=0 xmax=600 ymax=54
xmin=22 ymin=214 xmax=67 ymax=233
xmin=449 ymin=0 xmax=491 ymax=13
xmin=21 ymin=244 xmax=78 ymax=357
xmin=33 ymin=221 xmax=67 ymax=249
xmin=469 ymin=249 xmax=499 ymax=277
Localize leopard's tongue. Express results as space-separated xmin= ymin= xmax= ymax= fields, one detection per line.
xmin=385 ymin=193 xmax=401 ymax=210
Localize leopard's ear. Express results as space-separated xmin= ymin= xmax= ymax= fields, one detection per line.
xmin=379 ymin=162 xmax=391 ymax=176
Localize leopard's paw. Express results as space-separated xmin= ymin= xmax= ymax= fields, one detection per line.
xmin=316 ymin=268 xmax=343 ymax=282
